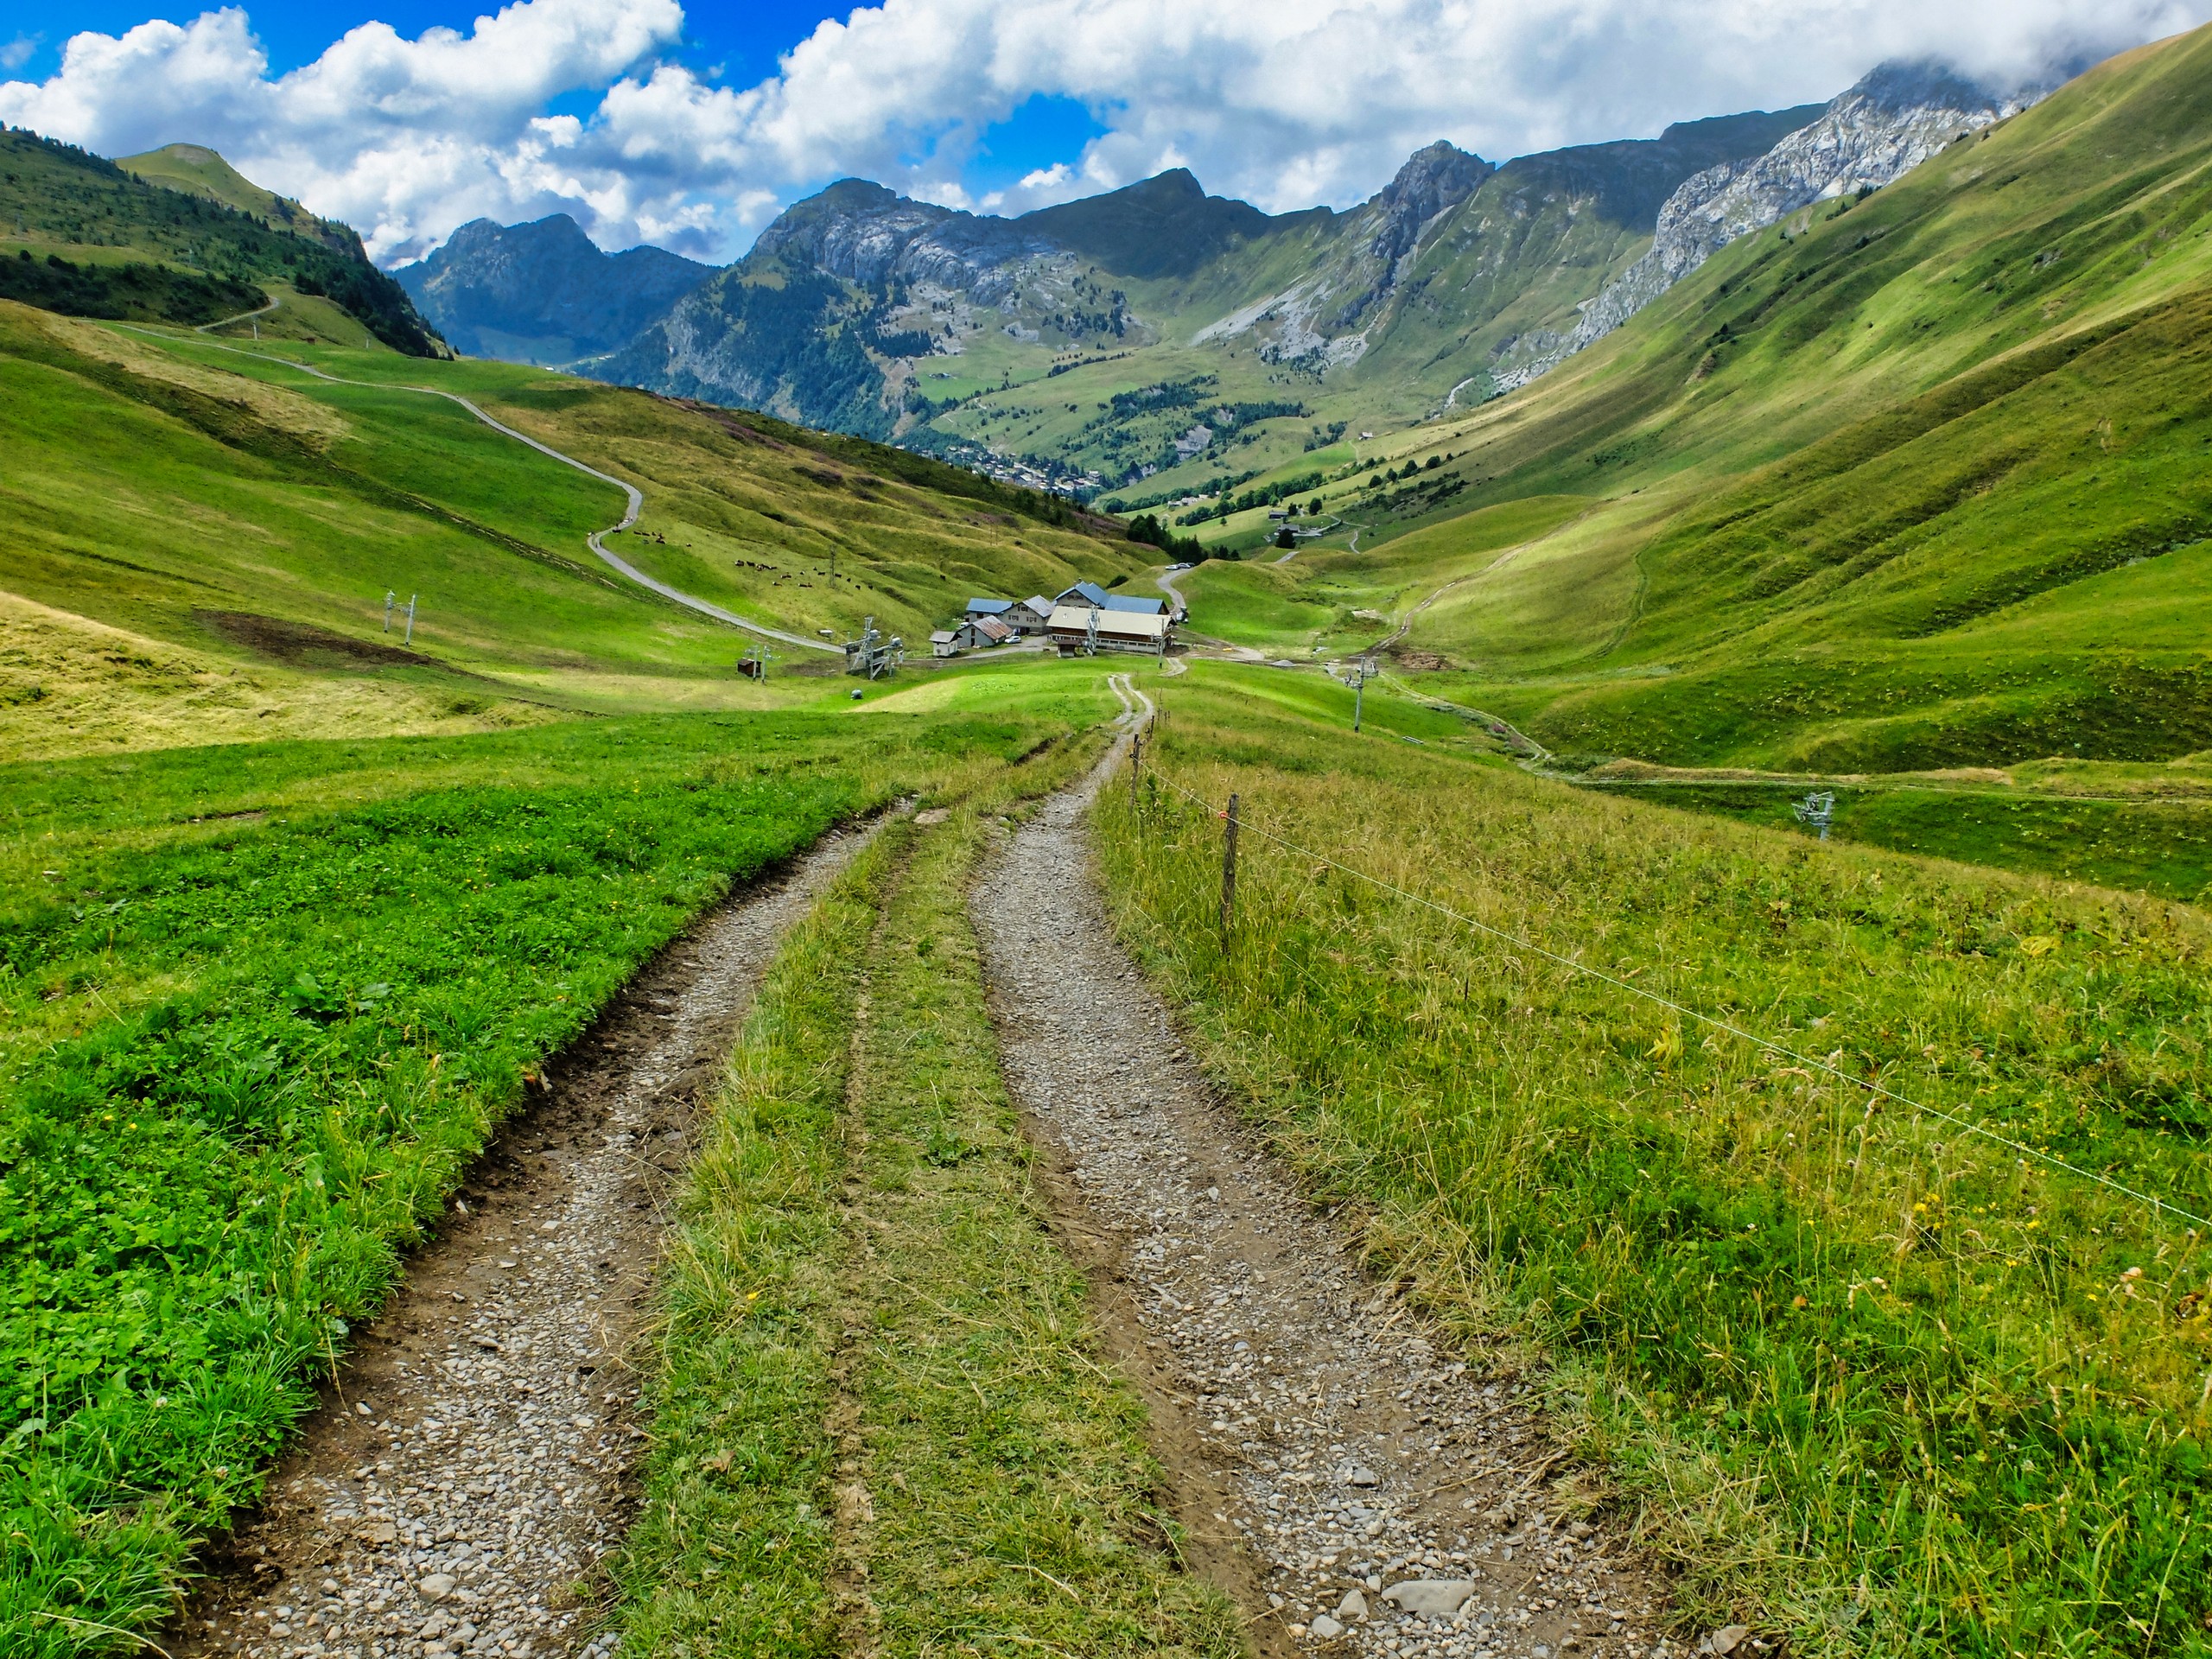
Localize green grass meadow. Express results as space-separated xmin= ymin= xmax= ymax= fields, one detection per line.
xmin=0 ymin=702 xmax=1089 ymax=1656
xmin=1585 ymin=779 xmax=2212 ymax=906
xmin=1103 ymin=664 xmax=2212 ymax=1656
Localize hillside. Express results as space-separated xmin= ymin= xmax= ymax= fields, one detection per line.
xmin=1149 ymin=22 xmax=2212 ymax=782
xmin=0 ymin=130 xmax=442 ymax=353
xmin=0 ymin=301 xmax=1141 ymax=761
xmin=116 ymin=142 xmax=361 ymax=259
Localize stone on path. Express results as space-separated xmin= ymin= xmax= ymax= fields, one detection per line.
xmin=1382 ymin=1579 xmax=1478 ymax=1618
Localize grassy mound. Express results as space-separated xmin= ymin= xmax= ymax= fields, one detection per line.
xmin=0 ymin=129 xmax=441 ymax=353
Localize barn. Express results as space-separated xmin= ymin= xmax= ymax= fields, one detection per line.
xmin=1046 ymin=603 xmax=1172 ymax=658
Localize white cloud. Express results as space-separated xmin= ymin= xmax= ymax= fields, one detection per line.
xmin=0 ymin=0 xmax=2202 ymax=267
xmin=0 ymin=35 xmax=38 ymax=72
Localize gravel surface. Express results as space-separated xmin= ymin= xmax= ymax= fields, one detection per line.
xmin=972 ymin=732 xmax=1677 ymax=1659
xmin=174 ymin=823 xmax=880 ymax=1659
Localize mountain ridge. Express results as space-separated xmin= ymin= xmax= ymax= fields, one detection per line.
xmin=379 ymin=57 xmax=2042 ymax=497
xmin=396 ymin=213 xmax=712 ymax=363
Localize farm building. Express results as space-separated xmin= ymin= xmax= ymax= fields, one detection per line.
xmin=964 ymin=597 xmax=1017 ymax=624
xmin=1054 ymin=581 xmax=1166 ymax=617
xmin=954 ymin=615 xmax=1014 ymax=649
xmin=1007 ymin=596 xmax=1055 ymax=632
xmin=1046 ymin=603 xmax=1172 ymax=658
xmin=929 ymin=629 xmax=960 ymax=658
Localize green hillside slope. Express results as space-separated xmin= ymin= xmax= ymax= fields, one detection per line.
xmin=0 ymin=302 xmax=1142 ymax=761
xmin=0 ymin=130 xmax=442 ymax=353
xmin=1194 ymin=24 xmax=2212 ymax=778
xmin=117 ymin=142 xmax=359 ymax=257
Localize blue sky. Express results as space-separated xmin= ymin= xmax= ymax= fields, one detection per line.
xmin=3 ymin=1 xmax=2198 ymax=266
xmin=5 ymin=2 xmax=1109 ymax=207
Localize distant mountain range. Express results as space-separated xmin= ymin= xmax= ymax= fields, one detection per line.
xmin=394 ymin=214 xmax=713 ymax=363
xmin=393 ymin=59 xmax=2042 ymax=496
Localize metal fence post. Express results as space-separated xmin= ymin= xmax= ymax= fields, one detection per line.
xmin=1220 ymin=791 xmax=1239 ymax=953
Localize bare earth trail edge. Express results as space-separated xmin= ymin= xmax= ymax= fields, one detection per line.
xmin=970 ymin=690 xmax=1676 ymax=1659
xmin=168 ymin=821 xmax=885 ymax=1659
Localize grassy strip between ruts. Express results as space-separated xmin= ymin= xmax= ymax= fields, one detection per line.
xmin=616 ymin=766 xmax=1244 ymax=1657
xmin=0 ymin=708 xmax=1074 ymax=1656
xmin=1096 ymin=670 xmax=2212 ymax=1659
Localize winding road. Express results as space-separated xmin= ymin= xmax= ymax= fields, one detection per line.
xmin=137 ymin=330 xmax=842 ymax=654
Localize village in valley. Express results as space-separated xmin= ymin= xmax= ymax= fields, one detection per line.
xmin=925 ymin=581 xmax=1179 ymax=661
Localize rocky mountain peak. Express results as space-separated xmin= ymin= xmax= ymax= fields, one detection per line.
xmin=1366 ymin=140 xmax=1495 ymax=263
xmin=1376 ymin=142 xmax=1494 ymax=219
xmin=1491 ymin=57 xmax=2049 ymax=392
xmin=1852 ymin=59 xmax=2014 ymax=119
xmin=396 ymin=213 xmax=711 ymax=362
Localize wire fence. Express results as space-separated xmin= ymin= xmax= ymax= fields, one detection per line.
xmin=1133 ymin=743 xmax=2211 ymax=1236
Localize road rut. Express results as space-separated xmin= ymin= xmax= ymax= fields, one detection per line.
xmin=971 ymin=733 xmax=1674 ymax=1659
xmin=173 ymin=822 xmax=881 ymax=1659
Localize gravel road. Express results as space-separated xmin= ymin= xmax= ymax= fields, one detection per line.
xmin=971 ymin=741 xmax=1676 ymax=1659
xmin=174 ymin=823 xmax=880 ymax=1659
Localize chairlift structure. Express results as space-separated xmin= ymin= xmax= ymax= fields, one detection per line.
xmin=842 ymin=616 xmax=905 ymax=679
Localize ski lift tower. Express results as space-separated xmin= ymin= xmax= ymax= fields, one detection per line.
xmin=1792 ymin=790 xmax=1838 ymax=842
xmin=842 ymin=616 xmax=905 ymax=680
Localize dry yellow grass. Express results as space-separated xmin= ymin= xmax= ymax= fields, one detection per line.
xmin=20 ymin=309 xmax=353 ymax=447
xmin=0 ymin=591 xmax=555 ymax=762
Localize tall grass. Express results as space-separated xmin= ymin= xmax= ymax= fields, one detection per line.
xmin=613 ymin=823 xmax=894 ymax=1657
xmin=1098 ymin=681 xmax=2212 ymax=1656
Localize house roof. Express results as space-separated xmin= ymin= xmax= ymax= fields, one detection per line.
xmin=1056 ymin=582 xmax=1166 ymax=615
xmin=970 ymin=615 xmax=1013 ymax=641
xmin=929 ymin=630 xmax=958 ymax=643
xmin=1046 ymin=604 xmax=1170 ymax=640
xmin=965 ymin=597 xmax=1014 ymax=614
xmin=1020 ymin=595 xmax=1053 ymax=613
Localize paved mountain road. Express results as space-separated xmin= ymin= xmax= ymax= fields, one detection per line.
xmin=130 ymin=329 xmax=842 ymax=655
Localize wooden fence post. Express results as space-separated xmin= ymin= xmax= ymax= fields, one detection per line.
xmin=1129 ymin=729 xmax=1141 ymax=817
xmin=1220 ymin=791 xmax=1239 ymax=952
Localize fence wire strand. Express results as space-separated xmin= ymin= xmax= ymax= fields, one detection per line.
xmin=1133 ymin=754 xmax=2209 ymax=1234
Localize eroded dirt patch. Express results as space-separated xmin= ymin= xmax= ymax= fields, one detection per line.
xmin=194 ymin=610 xmax=441 ymax=671
xmin=171 ymin=822 xmax=880 ymax=1659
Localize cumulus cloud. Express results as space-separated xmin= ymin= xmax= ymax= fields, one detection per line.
xmin=1 ymin=0 xmax=2203 ymax=267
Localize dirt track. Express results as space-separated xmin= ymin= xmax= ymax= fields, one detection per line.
xmin=971 ymin=715 xmax=1673 ymax=1659
xmin=172 ymin=823 xmax=880 ymax=1659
